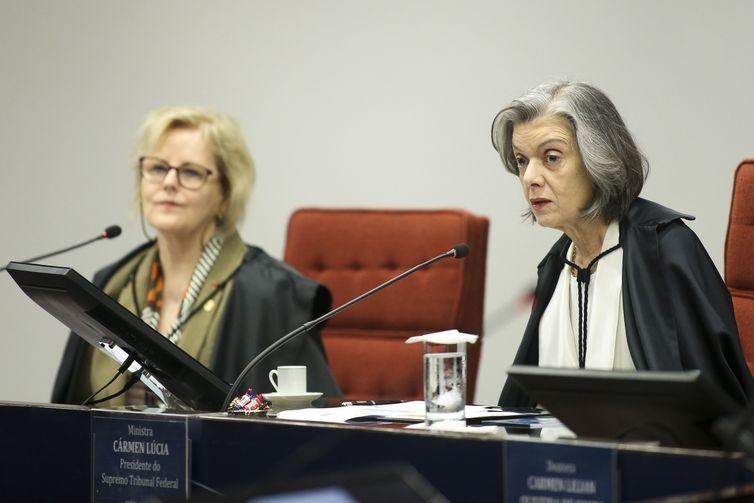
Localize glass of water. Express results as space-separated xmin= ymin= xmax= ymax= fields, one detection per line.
xmin=423 ymin=341 xmax=467 ymax=427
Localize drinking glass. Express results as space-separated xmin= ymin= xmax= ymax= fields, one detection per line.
xmin=423 ymin=341 xmax=466 ymax=427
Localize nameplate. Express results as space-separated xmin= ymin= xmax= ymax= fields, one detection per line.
xmin=504 ymin=440 xmax=616 ymax=503
xmin=92 ymin=412 xmax=188 ymax=502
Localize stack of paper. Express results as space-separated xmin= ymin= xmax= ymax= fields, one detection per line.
xmin=276 ymin=401 xmax=548 ymax=424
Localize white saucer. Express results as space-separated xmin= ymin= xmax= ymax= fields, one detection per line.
xmin=265 ymin=392 xmax=322 ymax=416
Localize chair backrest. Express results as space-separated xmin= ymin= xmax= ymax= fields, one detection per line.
xmin=284 ymin=208 xmax=489 ymax=401
xmin=725 ymin=159 xmax=754 ymax=374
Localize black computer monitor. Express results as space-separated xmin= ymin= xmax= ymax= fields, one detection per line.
xmin=6 ymin=262 xmax=229 ymax=411
xmin=506 ymin=365 xmax=742 ymax=449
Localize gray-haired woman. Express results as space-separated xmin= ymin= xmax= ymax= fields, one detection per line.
xmin=492 ymin=81 xmax=752 ymax=407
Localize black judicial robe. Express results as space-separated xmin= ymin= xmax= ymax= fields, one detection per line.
xmin=51 ymin=243 xmax=341 ymax=406
xmin=499 ymin=198 xmax=754 ymax=407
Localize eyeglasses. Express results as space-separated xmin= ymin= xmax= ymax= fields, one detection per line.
xmin=139 ymin=156 xmax=214 ymax=190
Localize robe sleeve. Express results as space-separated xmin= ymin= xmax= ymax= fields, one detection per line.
xmin=656 ymin=220 xmax=753 ymax=405
xmin=210 ymin=247 xmax=342 ymax=399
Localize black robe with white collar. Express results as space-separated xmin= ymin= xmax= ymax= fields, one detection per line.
xmin=499 ymin=198 xmax=753 ymax=407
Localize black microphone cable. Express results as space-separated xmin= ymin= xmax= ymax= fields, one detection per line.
xmin=81 ymin=354 xmax=137 ymax=406
xmin=85 ymin=369 xmax=145 ymax=406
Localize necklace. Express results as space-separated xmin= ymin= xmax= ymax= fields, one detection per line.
xmin=570 ymin=245 xmax=579 ymax=277
xmin=564 ymin=242 xmax=623 ymax=368
xmin=570 ymin=245 xmax=598 ymax=277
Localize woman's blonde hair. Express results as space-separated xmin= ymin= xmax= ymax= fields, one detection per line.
xmin=134 ymin=106 xmax=255 ymax=234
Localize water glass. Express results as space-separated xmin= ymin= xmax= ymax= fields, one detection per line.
xmin=423 ymin=341 xmax=467 ymax=427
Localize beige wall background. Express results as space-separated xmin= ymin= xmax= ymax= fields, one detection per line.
xmin=1 ymin=1 xmax=752 ymax=406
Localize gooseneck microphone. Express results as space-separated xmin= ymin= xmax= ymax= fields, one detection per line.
xmin=221 ymin=243 xmax=471 ymax=410
xmin=0 ymin=225 xmax=122 ymax=273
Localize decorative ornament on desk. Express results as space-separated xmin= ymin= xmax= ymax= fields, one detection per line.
xmin=227 ymin=388 xmax=270 ymax=415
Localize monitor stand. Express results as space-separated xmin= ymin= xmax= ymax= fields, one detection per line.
xmin=97 ymin=339 xmax=192 ymax=412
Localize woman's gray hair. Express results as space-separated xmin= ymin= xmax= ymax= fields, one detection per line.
xmin=491 ymin=81 xmax=648 ymax=223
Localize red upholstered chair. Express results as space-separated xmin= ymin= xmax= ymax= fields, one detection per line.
xmin=283 ymin=208 xmax=489 ymax=401
xmin=725 ymin=159 xmax=754 ymax=374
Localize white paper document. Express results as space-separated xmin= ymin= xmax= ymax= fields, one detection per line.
xmin=275 ymin=401 xmax=546 ymax=424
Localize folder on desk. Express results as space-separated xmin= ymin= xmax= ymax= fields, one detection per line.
xmin=6 ymin=262 xmax=229 ymax=412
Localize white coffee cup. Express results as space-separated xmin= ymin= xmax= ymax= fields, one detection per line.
xmin=268 ymin=365 xmax=307 ymax=395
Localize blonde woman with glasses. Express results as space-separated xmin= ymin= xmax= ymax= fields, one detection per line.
xmin=52 ymin=106 xmax=340 ymax=409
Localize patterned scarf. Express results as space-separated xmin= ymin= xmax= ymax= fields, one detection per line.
xmin=141 ymin=236 xmax=224 ymax=344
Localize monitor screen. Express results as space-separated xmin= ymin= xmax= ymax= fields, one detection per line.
xmin=6 ymin=261 xmax=229 ymax=411
xmin=506 ymin=365 xmax=741 ymax=449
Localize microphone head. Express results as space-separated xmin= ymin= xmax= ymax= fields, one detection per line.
xmin=103 ymin=225 xmax=122 ymax=239
xmin=451 ymin=243 xmax=470 ymax=259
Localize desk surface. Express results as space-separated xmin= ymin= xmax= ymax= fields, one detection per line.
xmin=1 ymin=401 xmax=753 ymax=502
